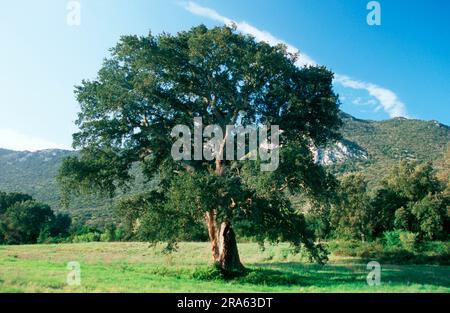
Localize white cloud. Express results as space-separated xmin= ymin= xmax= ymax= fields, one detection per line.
xmin=334 ymin=74 xmax=408 ymax=117
xmin=183 ymin=1 xmax=408 ymax=118
xmin=0 ymin=128 xmax=70 ymax=151
xmin=184 ymin=1 xmax=232 ymax=25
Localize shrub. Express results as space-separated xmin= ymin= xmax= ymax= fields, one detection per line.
xmin=383 ymin=230 xmax=418 ymax=252
xmin=0 ymin=200 xmax=54 ymax=244
xmin=326 ymin=239 xmax=383 ymax=258
xmin=101 ymin=224 xmax=117 ymax=242
xmin=328 ymin=238 xmax=449 ymax=265
xmin=411 ymin=193 xmax=447 ymax=240
xmin=383 ymin=230 xmax=402 ymax=249
xmin=191 ymin=265 xmax=224 ymax=281
xmin=399 ymin=231 xmax=418 ymax=252
xmin=71 ymin=232 xmax=101 ymax=243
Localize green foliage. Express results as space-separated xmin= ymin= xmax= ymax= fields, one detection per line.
xmin=410 ymin=193 xmax=447 ymax=240
xmin=399 ymin=231 xmax=418 ymax=252
xmin=394 ymin=206 xmax=413 ymax=230
xmin=0 ymin=191 xmax=72 ymax=245
xmin=331 ymin=173 xmax=374 ymax=241
xmin=327 ymin=239 xmax=449 ymax=265
xmin=382 ymin=161 xmax=449 ymax=240
xmin=0 ymin=148 xmax=117 ymax=226
xmin=0 ymin=191 xmax=32 ymax=215
xmin=191 ymin=265 xmax=224 ymax=281
xmin=0 ymin=199 xmax=52 ymax=244
xmin=382 ymin=230 xmax=402 ymax=249
xmin=372 ymin=161 xmax=448 ymax=241
xmin=50 ymin=213 xmax=72 ymax=237
xmin=102 ymin=223 xmax=117 ymax=242
xmin=383 ymin=230 xmax=418 ymax=252
xmin=72 ymin=232 xmax=102 ymax=243
xmin=321 ymin=157 xmax=449 ymax=244
xmin=384 ymin=161 xmax=441 ymax=202
xmin=370 ymin=189 xmax=405 ymax=236
xmin=115 ymin=186 xmax=208 ymax=244
xmin=1 ymin=113 xmax=448 ymax=231
xmin=0 ymin=25 xmax=447 ymax=258
xmin=192 ymin=264 xmax=311 ymax=286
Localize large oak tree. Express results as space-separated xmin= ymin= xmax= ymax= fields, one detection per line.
xmin=59 ymin=25 xmax=341 ymax=272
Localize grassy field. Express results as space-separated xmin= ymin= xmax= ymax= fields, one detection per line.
xmin=0 ymin=242 xmax=449 ymax=293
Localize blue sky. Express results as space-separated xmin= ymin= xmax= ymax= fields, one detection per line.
xmin=0 ymin=0 xmax=449 ymax=151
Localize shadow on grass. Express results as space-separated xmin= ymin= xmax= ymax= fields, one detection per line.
xmin=191 ymin=263 xmax=360 ymax=287
xmin=248 ymin=261 xmax=450 ymax=288
xmin=190 ymin=260 xmax=450 ymax=288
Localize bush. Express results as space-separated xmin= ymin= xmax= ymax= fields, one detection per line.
xmin=191 ymin=265 xmax=225 ymax=281
xmin=382 ymin=230 xmax=402 ymax=249
xmin=101 ymin=224 xmax=117 ymax=242
xmin=399 ymin=231 xmax=418 ymax=252
xmin=326 ymin=239 xmax=384 ymax=258
xmin=411 ymin=193 xmax=447 ymax=240
xmin=383 ymin=230 xmax=418 ymax=252
xmin=71 ymin=232 xmax=101 ymax=243
xmin=114 ymin=227 xmax=126 ymax=241
xmin=0 ymin=200 xmax=57 ymax=244
xmin=327 ymin=238 xmax=449 ymax=265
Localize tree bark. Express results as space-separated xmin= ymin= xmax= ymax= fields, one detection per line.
xmin=204 ymin=211 xmax=244 ymax=273
xmin=205 ymin=210 xmax=219 ymax=262
xmin=218 ymin=221 xmax=245 ymax=273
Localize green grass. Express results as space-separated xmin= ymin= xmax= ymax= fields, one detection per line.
xmin=0 ymin=242 xmax=449 ymax=292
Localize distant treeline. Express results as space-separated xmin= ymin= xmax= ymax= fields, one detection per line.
xmin=310 ymin=159 xmax=449 ymax=242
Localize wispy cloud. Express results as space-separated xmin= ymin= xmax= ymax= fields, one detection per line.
xmin=334 ymin=74 xmax=408 ymax=117
xmin=182 ymin=1 xmax=408 ymax=118
xmin=0 ymin=128 xmax=70 ymax=151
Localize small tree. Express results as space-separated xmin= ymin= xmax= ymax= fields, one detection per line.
xmin=371 ymin=188 xmax=407 ymax=236
xmin=375 ymin=160 xmax=449 ymax=239
xmin=58 ymin=25 xmax=341 ymax=272
xmin=0 ymin=200 xmax=54 ymax=244
xmin=50 ymin=213 xmax=72 ymax=238
xmin=384 ymin=161 xmax=440 ymax=202
xmin=0 ymin=191 xmax=32 ymax=215
xmin=410 ymin=193 xmax=447 ymax=240
xmin=332 ymin=173 xmax=374 ymax=241
xmin=394 ymin=206 xmax=414 ymax=231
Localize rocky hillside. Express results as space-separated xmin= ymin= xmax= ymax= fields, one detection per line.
xmin=0 ymin=148 xmax=112 ymax=224
xmin=324 ymin=113 xmax=450 ymax=183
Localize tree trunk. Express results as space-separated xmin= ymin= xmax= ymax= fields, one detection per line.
xmin=205 ymin=211 xmax=244 ymax=273
xmin=205 ymin=210 xmax=219 ymax=262
xmin=218 ymin=221 xmax=245 ymax=273
xmin=206 ymin=138 xmax=244 ymax=273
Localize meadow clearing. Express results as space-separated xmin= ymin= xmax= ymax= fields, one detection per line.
xmin=0 ymin=242 xmax=449 ymax=293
